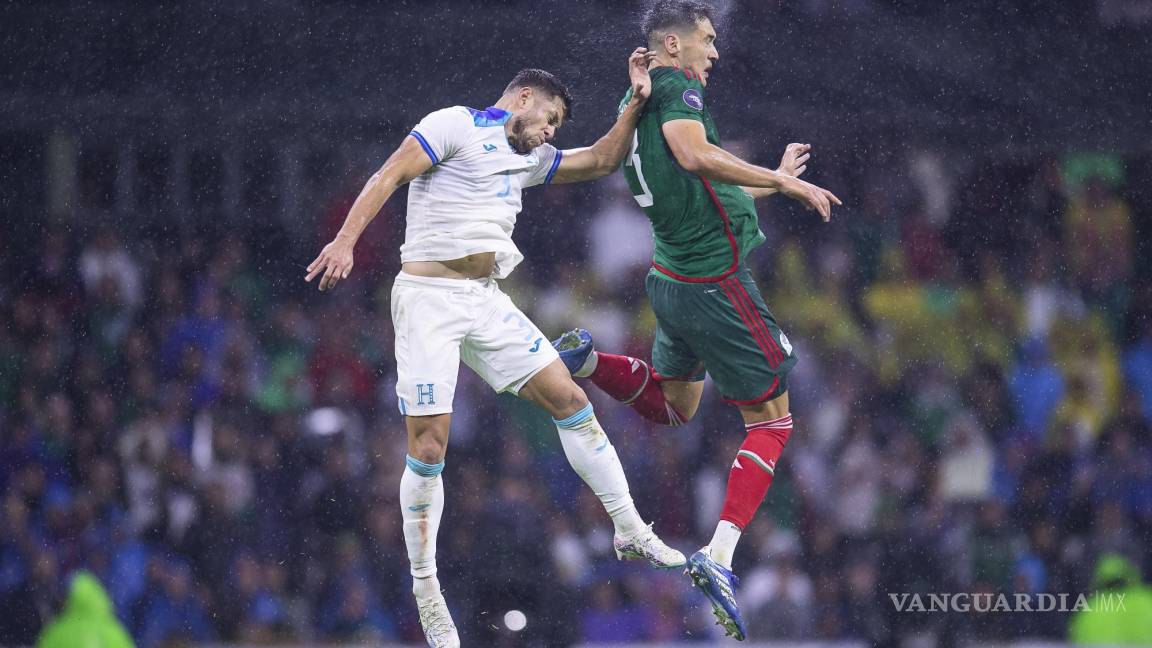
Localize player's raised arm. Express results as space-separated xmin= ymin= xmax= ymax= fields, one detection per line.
xmin=305 ymin=136 xmax=432 ymax=291
xmin=549 ymin=48 xmax=657 ymax=184
xmin=663 ymin=120 xmax=842 ymax=221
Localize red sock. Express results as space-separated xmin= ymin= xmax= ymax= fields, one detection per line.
xmin=720 ymin=414 xmax=793 ymax=529
xmin=588 ymin=353 xmax=687 ymax=426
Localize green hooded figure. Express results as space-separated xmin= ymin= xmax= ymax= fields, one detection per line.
xmin=1069 ymin=553 xmax=1152 ymax=645
xmin=37 ymin=571 xmax=136 ymax=648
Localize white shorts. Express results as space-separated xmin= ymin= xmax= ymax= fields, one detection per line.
xmin=391 ymin=271 xmax=560 ymax=416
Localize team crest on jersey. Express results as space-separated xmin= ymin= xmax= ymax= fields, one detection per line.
xmin=682 ymin=89 xmax=704 ymax=110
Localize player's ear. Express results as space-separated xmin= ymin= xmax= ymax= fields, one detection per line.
xmin=664 ymin=32 xmax=679 ymax=55
xmin=517 ymin=86 xmax=533 ymax=110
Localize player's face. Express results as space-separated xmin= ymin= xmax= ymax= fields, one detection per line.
xmin=508 ymin=92 xmax=566 ymax=154
xmin=680 ymin=18 xmax=719 ymax=85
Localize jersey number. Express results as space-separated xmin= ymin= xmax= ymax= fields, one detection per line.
xmin=625 ymin=132 xmax=654 ymax=207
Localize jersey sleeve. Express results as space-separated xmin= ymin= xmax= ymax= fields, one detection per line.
xmin=651 ymin=70 xmax=706 ymax=125
xmin=521 ymin=143 xmax=563 ymax=188
xmin=409 ymin=107 xmax=471 ymax=165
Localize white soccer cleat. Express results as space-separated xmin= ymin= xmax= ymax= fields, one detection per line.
xmin=417 ymin=593 xmax=460 ymax=648
xmin=613 ymin=523 xmax=687 ymax=569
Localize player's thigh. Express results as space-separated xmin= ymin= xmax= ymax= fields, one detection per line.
xmin=652 ymin=268 xmax=797 ymax=405
xmin=736 ymin=390 xmax=790 ymax=424
xmin=517 ymin=359 xmax=589 ymax=420
xmin=645 ymin=273 xmax=705 ymax=372
xmin=391 ymin=281 xmax=469 ymax=416
xmin=660 ymin=379 xmax=706 ymax=420
xmin=704 ymin=270 xmax=798 ymax=404
xmin=460 ymin=287 xmax=559 ymax=396
xmin=645 ymin=272 xmax=708 ymax=411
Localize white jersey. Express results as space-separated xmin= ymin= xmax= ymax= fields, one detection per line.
xmin=400 ymin=106 xmax=562 ymax=279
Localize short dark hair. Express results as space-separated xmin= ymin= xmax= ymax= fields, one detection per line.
xmin=504 ymin=69 xmax=573 ymax=120
xmin=641 ymin=0 xmax=715 ymax=41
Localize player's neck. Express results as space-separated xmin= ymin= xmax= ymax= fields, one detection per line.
xmin=651 ymin=55 xmax=679 ymax=70
xmin=492 ymin=96 xmax=516 ymax=113
xmin=492 ymin=97 xmax=517 ymax=141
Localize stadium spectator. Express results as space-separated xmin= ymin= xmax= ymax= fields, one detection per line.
xmin=1069 ymin=553 xmax=1152 ymax=644
xmin=36 ymin=571 xmax=135 ymax=648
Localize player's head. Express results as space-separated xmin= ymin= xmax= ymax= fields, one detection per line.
xmin=642 ymin=0 xmax=718 ymax=85
xmin=501 ymin=69 xmax=573 ymax=154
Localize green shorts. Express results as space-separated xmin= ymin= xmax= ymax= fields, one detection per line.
xmin=646 ymin=266 xmax=798 ymax=404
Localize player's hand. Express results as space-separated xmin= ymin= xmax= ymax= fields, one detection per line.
xmin=777 ymin=143 xmax=810 ymax=178
xmin=628 ymin=47 xmax=658 ymax=102
xmin=305 ymin=236 xmax=355 ymax=291
xmin=779 ymin=176 xmax=842 ymax=223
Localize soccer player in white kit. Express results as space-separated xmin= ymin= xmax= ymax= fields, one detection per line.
xmin=305 ymin=49 xmax=683 ymax=648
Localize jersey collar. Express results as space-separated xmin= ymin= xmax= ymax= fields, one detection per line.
xmin=468 ymin=106 xmax=511 ymax=127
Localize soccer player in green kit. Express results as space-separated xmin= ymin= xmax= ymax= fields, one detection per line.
xmin=552 ymin=0 xmax=841 ymax=640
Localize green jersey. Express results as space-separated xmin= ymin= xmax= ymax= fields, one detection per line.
xmin=619 ymin=67 xmax=765 ymax=281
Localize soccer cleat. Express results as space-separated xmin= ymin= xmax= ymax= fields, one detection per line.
xmin=416 ymin=593 xmax=460 ymax=648
xmin=552 ymin=328 xmax=597 ymax=378
xmin=613 ymin=523 xmax=687 ymax=569
xmin=687 ymin=548 xmax=747 ymax=641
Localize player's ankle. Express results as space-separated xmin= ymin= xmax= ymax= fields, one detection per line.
xmin=412 ymin=573 xmax=441 ymax=600
xmin=610 ymin=506 xmax=646 ymax=538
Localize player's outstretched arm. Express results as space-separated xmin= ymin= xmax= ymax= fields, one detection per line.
xmin=742 ymin=143 xmax=811 ymax=199
xmin=305 ymin=136 xmax=432 ymax=291
xmin=663 ymin=120 xmax=842 ymax=221
xmin=550 ymin=47 xmax=657 ymax=184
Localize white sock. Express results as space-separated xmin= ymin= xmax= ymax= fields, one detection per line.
xmin=708 ymin=521 xmax=743 ymax=570
xmin=400 ymin=457 xmax=445 ymax=599
xmin=412 ymin=574 xmax=442 ymax=601
xmin=554 ymin=404 xmax=645 ymax=537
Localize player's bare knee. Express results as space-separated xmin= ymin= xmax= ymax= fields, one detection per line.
xmin=546 ymin=380 xmax=589 ymax=420
xmin=410 ymin=436 xmax=447 ymax=465
xmin=674 ymin=399 xmax=700 ymax=423
xmin=406 ymin=416 xmax=450 ymax=464
xmin=664 ymin=388 xmax=700 ymax=421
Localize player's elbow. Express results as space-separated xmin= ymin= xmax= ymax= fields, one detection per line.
xmin=674 ymin=149 xmax=704 ymax=174
xmin=594 ymin=158 xmax=619 ymax=179
xmin=371 ymin=168 xmax=407 ymax=194
xmin=585 ymin=150 xmax=621 ymax=179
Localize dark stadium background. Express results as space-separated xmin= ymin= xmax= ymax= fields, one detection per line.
xmin=2 ymin=1 xmax=1151 ymax=646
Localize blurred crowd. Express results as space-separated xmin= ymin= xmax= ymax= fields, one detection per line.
xmin=2 ymin=147 xmax=1152 ymax=647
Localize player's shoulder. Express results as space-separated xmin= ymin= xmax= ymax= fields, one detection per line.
xmin=417 ymin=106 xmax=473 ymax=126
